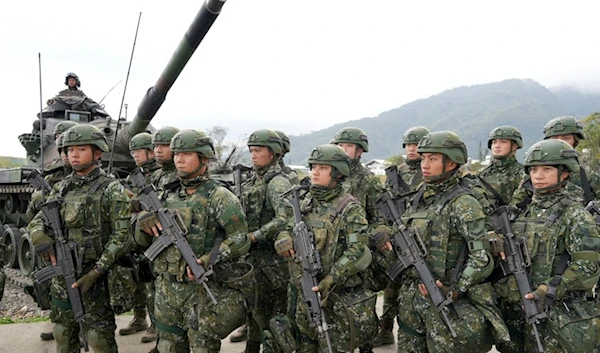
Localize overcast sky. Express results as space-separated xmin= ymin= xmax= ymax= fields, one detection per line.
xmin=2 ymin=0 xmax=599 ymax=158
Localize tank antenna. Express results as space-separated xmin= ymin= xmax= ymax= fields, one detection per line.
xmin=37 ymin=52 xmax=45 ymax=202
xmin=108 ymin=11 xmax=142 ymax=175
xmin=98 ymin=79 xmax=123 ymax=105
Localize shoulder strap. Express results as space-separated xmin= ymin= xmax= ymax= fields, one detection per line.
xmin=516 ymin=178 xmax=534 ymax=211
xmin=580 ymin=166 xmax=595 ymax=205
xmin=329 ymin=194 xmax=357 ymax=223
xmin=411 ymin=184 xmax=427 ymax=212
xmin=477 ymin=175 xmax=507 ymax=206
xmin=436 ymin=183 xmax=469 ymax=214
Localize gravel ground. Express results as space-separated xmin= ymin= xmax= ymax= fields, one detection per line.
xmin=0 ymin=279 xmax=49 ymax=319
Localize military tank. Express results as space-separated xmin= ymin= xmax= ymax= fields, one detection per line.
xmin=1 ymin=0 xmax=229 ymax=276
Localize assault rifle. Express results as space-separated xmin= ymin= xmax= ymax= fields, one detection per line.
xmin=283 ymin=185 xmax=333 ymax=353
xmin=33 ymin=199 xmax=89 ymax=351
xmin=376 ymin=191 xmax=457 ymax=338
xmin=129 ymin=169 xmax=217 ymax=304
xmin=493 ymin=205 xmax=545 ymax=353
xmin=26 ymin=169 xmax=52 ymax=193
xmin=233 ymin=163 xmax=252 ymax=198
xmin=385 ymin=165 xmax=410 ymax=194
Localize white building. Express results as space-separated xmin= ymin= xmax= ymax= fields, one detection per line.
xmin=364 ymin=159 xmax=388 ymax=176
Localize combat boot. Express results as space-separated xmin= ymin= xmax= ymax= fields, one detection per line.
xmin=229 ymin=324 xmax=248 ymax=342
xmin=119 ymin=309 xmax=149 ymax=335
xmin=372 ymin=318 xmax=395 ymax=347
xmin=40 ymin=331 xmax=54 ymax=340
xmin=141 ymin=323 xmax=157 ymax=343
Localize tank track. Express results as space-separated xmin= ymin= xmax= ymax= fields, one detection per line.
xmin=0 ymin=185 xmax=35 ymax=194
xmin=4 ymin=267 xmax=33 ymax=287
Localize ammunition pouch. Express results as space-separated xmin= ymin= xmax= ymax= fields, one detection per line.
xmin=264 ymin=314 xmax=297 ymax=353
xmin=547 ymin=297 xmax=600 ymax=352
xmin=217 ymin=262 xmax=256 ymax=311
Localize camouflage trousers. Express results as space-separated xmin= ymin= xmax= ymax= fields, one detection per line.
xmin=154 ymin=273 xmax=246 ymax=353
xmin=245 ymin=251 xmax=290 ymax=345
xmin=108 ymin=264 xmax=138 ymax=315
xmin=498 ymin=297 xmax=600 ymax=353
xmin=145 ymin=281 xmax=156 ymax=326
xmin=397 ymin=281 xmax=497 ymax=353
xmin=290 ymin=284 xmax=378 ymax=352
xmin=50 ymin=268 xmax=117 ymax=353
xmin=382 ymin=280 xmax=402 ymax=329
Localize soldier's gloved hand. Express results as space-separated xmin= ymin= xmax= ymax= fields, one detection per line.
xmin=275 ymin=236 xmax=294 ymax=257
xmin=31 ymin=230 xmax=56 ymax=265
xmin=525 ymin=284 xmax=548 ymax=313
xmin=137 ymin=211 xmax=162 ymax=236
xmin=187 ymin=255 xmax=211 ymax=281
xmin=73 ymin=267 xmax=103 ymax=294
xmin=488 ymin=231 xmax=505 ymax=260
xmin=374 ymin=225 xmax=393 ymax=252
xmin=313 ymin=275 xmax=335 ymax=298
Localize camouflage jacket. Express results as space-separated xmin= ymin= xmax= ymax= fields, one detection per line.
xmin=343 ymin=159 xmax=386 ymax=231
xmin=501 ymin=188 xmax=600 ymax=303
xmin=570 ymin=165 xmax=600 ymax=201
xmin=476 ymin=156 xmax=525 ymax=205
xmin=278 ymin=159 xmax=300 ymax=185
xmin=124 ymin=159 xmax=160 ymax=193
xmin=134 ymin=175 xmax=249 ymax=280
xmin=150 ymin=160 xmax=178 ymax=191
xmin=401 ymin=173 xmax=493 ymax=293
xmin=398 ymin=159 xmax=423 ymax=191
xmin=277 ymin=183 xmax=371 ymax=287
xmin=28 ymin=167 xmax=131 ymax=270
xmin=510 ymin=175 xmax=586 ymax=209
xmin=240 ymin=163 xmax=292 ymax=242
xmin=26 ymin=161 xmax=72 ymax=221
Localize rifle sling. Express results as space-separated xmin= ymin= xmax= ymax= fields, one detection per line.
xmin=450 ymin=244 xmax=469 ymax=286
xmin=478 ymin=175 xmax=507 ymax=206
xmin=516 ymin=179 xmax=534 ymax=211
xmin=208 ymin=235 xmax=223 ymax=268
xmin=580 ymin=166 xmax=594 ymax=205
xmin=544 ymin=252 xmax=570 ymax=308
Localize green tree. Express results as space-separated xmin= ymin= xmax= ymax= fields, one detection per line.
xmin=578 ymin=112 xmax=600 ymax=171
xmin=386 ymin=154 xmax=405 ymax=166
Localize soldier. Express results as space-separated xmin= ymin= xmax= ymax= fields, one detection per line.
xmin=58 ymin=73 xmax=85 ymax=97
xmin=237 ymin=129 xmax=293 ymax=353
xmin=493 ymin=139 xmax=600 ymax=352
xmin=388 ymin=131 xmax=507 ymax=353
xmin=118 ymin=132 xmax=161 ymax=337
xmin=28 ymin=124 xmax=132 ymax=353
xmin=150 ymin=126 xmax=180 ymax=190
xmin=133 ymin=129 xmax=251 ymax=352
xmin=476 ymin=126 xmax=525 ymax=205
xmin=274 ymin=130 xmax=300 ymax=185
xmin=275 ymin=144 xmax=377 ymax=352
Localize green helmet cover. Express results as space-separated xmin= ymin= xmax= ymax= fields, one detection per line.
xmin=403 ymin=126 xmax=430 ymax=148
xmin=417 ymin=131 xmax=468 ymax=165
xmin=274 ymin=130 xmax=291 ymax=154
xmin=543 ymin=116 xmax=585 ymax=140
xmin=308 ymin=144 xmax=351 ymax=177
xmin=62 ymin=125 xmax=110 ymax=152
xmin=53 ymin=121 xmax=79 ymax=136
xmin=523 ymin=139 xmax=579 ymax=173
xmin=170 ymin=129 xmax=215 ymax=158
xmin=487 ymin=125 xmax=523 ymax=149
xmin=332 ymin=127 xmax=369 ymax=152
xmin=56 ymin=134 xmax=64 ymax=150
xmin=129 ymin=132 xmax=154 ymax=151
xmin=153 ymin=126 xmax=180 ymax=145
xmin=247 ymin=129 xmax=283 ymax=155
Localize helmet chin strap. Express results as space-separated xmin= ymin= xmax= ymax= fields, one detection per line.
xmin=534 ymin=167 xmax=569 ymax=194
xmin=493 ymin=142 xmax=516 ymax=160
xmin=178 ymin=153 xmax=206 ymax=179
xmin=423 ymin=156 xmax=457 ymax=183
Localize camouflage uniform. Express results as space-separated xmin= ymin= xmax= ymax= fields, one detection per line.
xmin=476 ymin=126 xmax=526 ymax=205
xmin=275 ymin=144 xmax=377 ymax=352
xmin=28 ymin=125 xmax=132 ymax=353
xmin=134 ymin=130 xmax=251 ymax=353
xmin=495 ymin=139 xmax=600 ymax=353
xmin=394 ymin=131 xmax=507 ymax=353
xmin=240 ymin=129 xmax=293 ymax=352
xmin=275 ymin=130 xmax=300 ymax=185
xmin=150 ymin=127 xmax=181 ymax=191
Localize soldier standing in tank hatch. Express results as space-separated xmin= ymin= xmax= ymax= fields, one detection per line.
xmin=133 ymin=129 xmax=252 ymax=352
xmin=275 ymin=144 xmax=377 ymax=352
xmin=493 ymin=139 xmax=600 ymax=352
xmin=237 ymin=129 xmax=293 ymax=353
xmin=27 ymin=124 xmax=132 ymax=353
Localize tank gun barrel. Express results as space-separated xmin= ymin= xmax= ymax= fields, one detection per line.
xmin=120 ymin=0 xmax=226 ymax=145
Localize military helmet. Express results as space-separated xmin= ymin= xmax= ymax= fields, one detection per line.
xmin=487 ymin=125 xmax=523 ymax=149
xmin=523 ymin=139 xmax=579 ymax=173
xmin=274 ymin=130 xmax=291 ymax=154
xmin=417 ymin=131 xmax=468 ymax=165
xmin=543 ymin=116 xmax=585 ymax=140
xmin=247 ymin=129 xmax=283 ymax=155
xmin=56 ymin=134 xmax=64 ymax=150
xmin=332 ymin=127 xmax=369 ymax=152
xmin=402 ymin=126 xmax=430 ymax=148
xmin=62 ymin=124 xmax=110 ymax=152
xmin=170 ymin=129 xmax=215 ymax=158
xmin=64 ymin=72 xmax=80 ymax=87
xmin=129 ymin=132 xmax=154 ymax=151
xmin=53 ymin=121 xmax=79 ymax=136
xmin=152 ymin=126 xmax=180 ymax=145
xmin=308 ymin=144 xmax=351 ymax=177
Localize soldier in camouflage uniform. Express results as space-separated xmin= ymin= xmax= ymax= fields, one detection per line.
xmin=150 ymin=126 xmax=180 ymax=190
xmin=118 ymin=132 xmax=161 ymax=337
xmin=476 ymin=126 xmax=525 ymax=205
xmin=134 ymin=129 xmax=251 ymax=353
xmin=494 ymin=139 xmax=600 ymax=353
xmin=386 ymin=131 xmax=507 ymax=353
xmin=238 ymin=129 xmax=293 ymax=353
xmin=274 ymin=130 xmax=300 ymax=185
xmin=28 ymin=124 xmax=132 ymax=353
xmin=275 ymin=144 xmax=377 ymax=352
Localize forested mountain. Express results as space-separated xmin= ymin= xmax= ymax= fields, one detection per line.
xmin=287 ymin=79 xmax=600 ymax=164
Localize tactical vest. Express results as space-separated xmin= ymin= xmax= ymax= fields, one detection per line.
xmin=153 ymin=180 xmax=222 ymax=279
xmin=241 ymin=170 xmax=283 ymax=232
xmin=58 ymin=174 xmax=115 ymax=265
xmin=402 ymin=184 xmax=473 ymax=282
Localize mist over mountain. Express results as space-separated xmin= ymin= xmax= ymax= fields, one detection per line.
xmin=286 ymin=78 xmax=600 ymax=165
